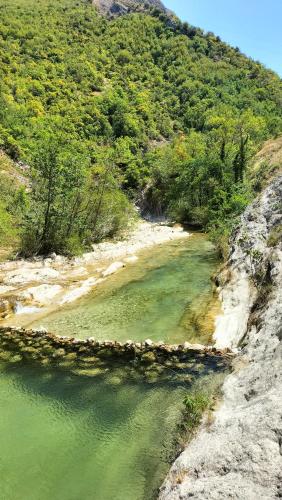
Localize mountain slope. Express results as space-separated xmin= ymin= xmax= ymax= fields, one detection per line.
xmin=0 ymin=0 xmax=281 ymax=255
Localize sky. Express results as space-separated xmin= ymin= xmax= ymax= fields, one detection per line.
xmin=164 ymin=0 xmax=282 ymax=77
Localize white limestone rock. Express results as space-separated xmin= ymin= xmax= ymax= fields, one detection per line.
xmin=160 ymin=175 xmax=282 ymax=500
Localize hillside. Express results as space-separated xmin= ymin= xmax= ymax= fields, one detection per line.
xmin=0 ymin=0 xmax=281 ymax=255
xmin=250 ymin=136 xmax=282 ymax=190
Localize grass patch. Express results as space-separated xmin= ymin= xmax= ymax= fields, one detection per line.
xmin=183 ymin=392 xmax=211 ymax=432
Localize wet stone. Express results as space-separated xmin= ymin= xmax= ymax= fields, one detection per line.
xmin=22 ymin=346 xmax=38 ymax=355
xmin=144 ymin=339 xmax=154 ymax=347
xmin=141 ymin=351 xmax=156 ymax=364
xmin=52 ymin=348 xmax=66 ymax=358
xmin=0 ymin=351 xmax=12 ymax=361
xmin=64 ymin=352 xmax=77 ymax=361
xmin=10 ymin=354 xmax=23 ymax=363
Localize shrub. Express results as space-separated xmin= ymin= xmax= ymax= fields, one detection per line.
xmin=183 ymin=392 xmax=210 ymax=432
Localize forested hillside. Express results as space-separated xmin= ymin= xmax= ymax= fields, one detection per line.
xmin=0 ymin=0 xmax=281 ymax=256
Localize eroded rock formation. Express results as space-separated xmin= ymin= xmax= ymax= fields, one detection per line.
xmin=92 ymin=0 xmax=168 ymax=17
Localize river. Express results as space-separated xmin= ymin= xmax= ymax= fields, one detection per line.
xmin=29 ymin=233 xmax=220 ymax=345
xmin=0 ymin=233 xmax=225 ymax=500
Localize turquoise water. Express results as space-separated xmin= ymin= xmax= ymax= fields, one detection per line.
xmin=30 ymin=234 xmax=219 ymax=344
xmin=0 ymin=234 xmax=224 ymax=500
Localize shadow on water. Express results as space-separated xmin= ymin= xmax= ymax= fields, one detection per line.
xmin=0 ymin=234 xmax=227 ymax=500
xmin=0 ymin=354 xmax=229 ymax=500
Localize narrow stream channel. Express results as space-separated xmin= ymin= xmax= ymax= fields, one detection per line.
xmin=0 ymin=233 xmax=225 ymax=500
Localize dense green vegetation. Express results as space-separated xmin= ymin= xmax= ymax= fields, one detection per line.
xmin=0 ymin=152 xmax=27 ymax=257
xmin=0 ymin=0 xmax=281 ymax=255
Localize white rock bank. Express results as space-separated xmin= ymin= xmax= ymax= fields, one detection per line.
xmin=0 ymin=221 xmax=189 ymax=321
xmin=160 ymin=175 xmax=282 ymax=499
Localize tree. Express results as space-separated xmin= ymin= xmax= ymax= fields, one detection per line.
xmin=232 ymin=110 xmax=266 ymax=182
xmin=21 ymin=135 xmax=90 ymax=255
xmin=21 ymin=135 xmax=133 ymax=255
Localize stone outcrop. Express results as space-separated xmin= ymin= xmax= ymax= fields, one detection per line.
xmin=159 ymin=175 xmax=282 ymax=499
xmin=102 ymin=261 xmax=125 ymax=277
xmin=92 ymin=0 xmax=168 ymax=17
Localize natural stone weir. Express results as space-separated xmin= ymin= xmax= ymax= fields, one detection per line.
xmin=0 ymin=326 xmax=234 ymax=371
xmin=160 ymin=174 xmax=282 ymax=499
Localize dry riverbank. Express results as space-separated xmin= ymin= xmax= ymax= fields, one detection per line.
xmin=0 ymin=221 xmax=189 ymax=324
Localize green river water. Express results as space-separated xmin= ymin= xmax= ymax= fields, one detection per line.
xmin=30 ymin=233 xmax=219 ymax=344
xmin=0 ymin=233 xmax=225 ymax=500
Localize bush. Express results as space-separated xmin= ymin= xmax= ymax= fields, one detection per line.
xmin=208 ymin=221 xmax=233 ymax=259
xmin=19 ymin=137 xmax=136 ymax=256
xmin=0 ymin=201 xmax=17 ymax=246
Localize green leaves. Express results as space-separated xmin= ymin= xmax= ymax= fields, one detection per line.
xmin=183 ymin=392 xmax=210 ymax=431
xmin=20 ymin=135 xmax=134 ymax=256
xmin=0 ymin=0 xmax=281 ymax=257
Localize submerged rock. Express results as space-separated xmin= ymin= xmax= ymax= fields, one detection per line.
xmin=52 ymin=348 xmax=66 ymax=358
xmin=10 ymin=354 xmax=23 ymax=363
xmin=102 ymin=261 xmax=125 ymax=277
xmin=72 ymin=367 xmax=106 ymax=377
xmin=141 ymin=351 xmax=156 ymax=364
xmin=59 ymin=278 xmax=102 ymax=305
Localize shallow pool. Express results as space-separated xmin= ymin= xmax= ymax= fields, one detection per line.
xmin=0 ymin=358 xmax=226 ymax=500
xmin=30 ymin=234 xmax=220 ymax=344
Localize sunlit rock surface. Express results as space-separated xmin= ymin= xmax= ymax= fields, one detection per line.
xmin=160 ymin=175 xmax=282 ymax=499
xmin=92 ymin=0 xmax=168 ymax=17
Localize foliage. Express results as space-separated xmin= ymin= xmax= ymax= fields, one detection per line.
xmin=0 ymin=152 xmax=28 ymax=253
xmin=183 ymin=392 xmax=210 ymax=432
xmin=0 ymin=200 xmax=17 ymax=246
xmin=20 ymin=135 xmax=134 ymax=256
xmin=0 ymin=0 xmax=281 ymax=255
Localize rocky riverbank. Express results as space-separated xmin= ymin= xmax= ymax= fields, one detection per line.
xmin=0 ymin=221 xmax=188 ymax=324
xmin=160 ymin=175 xmax=282 ymax=499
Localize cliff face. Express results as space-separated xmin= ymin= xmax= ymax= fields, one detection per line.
xmin=92 ymin=0 xmax=168 ymax=16
xmin=160 ymin=173 xmax=282 ymax=499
